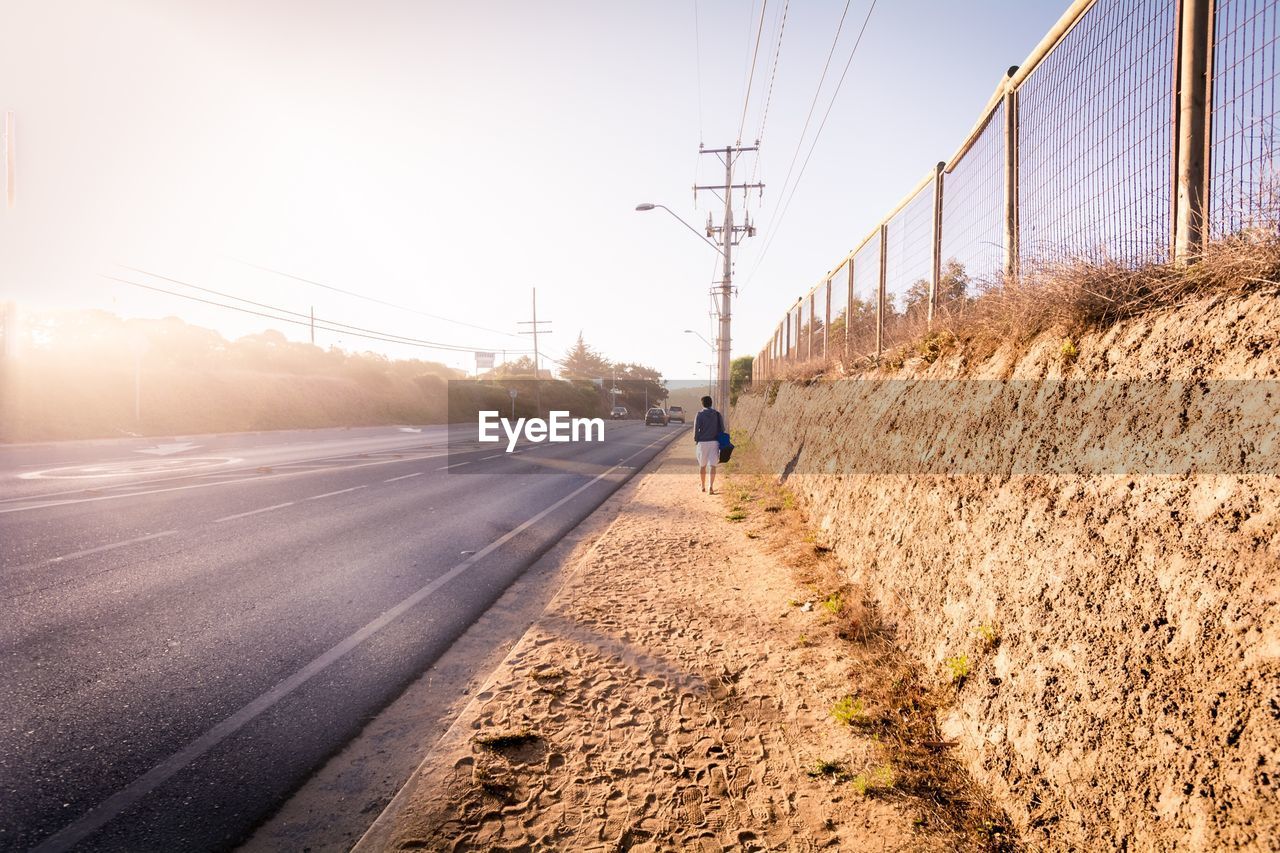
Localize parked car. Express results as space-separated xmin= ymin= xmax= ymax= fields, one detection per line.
xmin=610 ymin=406 xmax=628 ymax=420
xmin=645 ymin=407 xmax=669 ymax=426
xmin=667 ymin=405 xmax=685 ymax=423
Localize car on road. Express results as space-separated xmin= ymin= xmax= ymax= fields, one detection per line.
xmin=667 ymin=405 xmax=685 ymax=423
xmin=645 ymin=407 xmax=668 ymax=426
xmin=610 ymin=406 xmax=628 ymax=420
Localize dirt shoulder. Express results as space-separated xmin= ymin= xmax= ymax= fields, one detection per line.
xmin=362 ymin=440 xmax=1013 ymax=852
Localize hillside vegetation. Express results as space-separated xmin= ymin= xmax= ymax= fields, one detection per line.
xmin=0 ymin=311 xmax=611 ymax=441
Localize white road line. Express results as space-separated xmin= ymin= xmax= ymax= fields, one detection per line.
xmin=28 ymin=428 xmax=681 ymax=853
xmin=304 ymin=485 xmax=367 ymax=501
xmin=438 ymin=461 xmax=471 ymax=470
xmin=383 ymin=473 xmax=422 ymax=483
xmin=0 ymin=455 xmax=438 ymax=516
xmin=29 ymin=531 xmax=180 ymax=569
xmin=213 ymin=502 xmax=295 ymax=523
xmin=480 ymin=454 xmax=503 ymax=460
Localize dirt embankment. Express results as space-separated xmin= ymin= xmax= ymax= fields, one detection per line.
xmin=733 ymin=285 xmax=1280 ymax=850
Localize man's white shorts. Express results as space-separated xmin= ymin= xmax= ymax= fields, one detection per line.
xmin=695 ymin=440 xmax=720 ymax=467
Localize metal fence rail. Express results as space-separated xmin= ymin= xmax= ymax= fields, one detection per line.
xmin=755 ymin=0 xmax=1279 ymax=381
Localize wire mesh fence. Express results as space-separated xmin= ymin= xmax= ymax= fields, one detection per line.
xmin=828 ymin=260 xmax=850 ymax=361
xmin=882 ymin=178 xmax=937 ymax=350
xmin=849 ymin=233 xmax=881 ymax=360
xmin=1210 ymin=0 xmax=1280 ymax=236
xmin=755 ymin=0 xmax=1279 ymax=379
xmin=940 ymin=101 xmax=1006 ymax=310
xmin=1017 ymin=0 xmax=1176 ymax=266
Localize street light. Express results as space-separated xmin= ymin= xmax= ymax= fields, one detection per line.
xmin=635 ymin=203 xmax=724 ymax=256
xmin=683 ymin=329 xmax=713 ymax=350
xmin=638 ymin=200 xmax=732 ymax=419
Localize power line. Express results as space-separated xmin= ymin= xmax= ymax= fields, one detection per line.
xmin=747 ymin=0 xmax=878 ymax=287
xmin=104 ymin=273 xmax=532 ymax=355
xmin=119 ymin=266 xmax=520 ymax=353
xmin=232 ymin=259 xmax=525 ymax=340
xmin=750 ymin=0 xmax=855 ymax=256
xmin=753 ymin=0 xmax=790 ymax=161
xmin=693 ymin=0 xmax=704 ymax=146
xmin=737 ymin=0 xmax=770 ymax=145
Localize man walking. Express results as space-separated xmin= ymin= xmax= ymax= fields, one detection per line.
xmin=693 ymin=395 xmax=723 ymax=494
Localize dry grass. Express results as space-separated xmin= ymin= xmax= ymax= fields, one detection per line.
xmin=758 ymin=232 xmax=1280 ymax=382
xmin=942 ymin=231 xmax=1280 ymax=354
xmin=722 ymin=443 xmax=1019 ymax=851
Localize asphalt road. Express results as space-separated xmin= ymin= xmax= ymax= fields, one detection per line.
xmin=0 ymin=420 xmax=687 ymax=851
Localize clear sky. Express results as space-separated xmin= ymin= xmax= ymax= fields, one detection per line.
xmin=1 ymin=0 xmax=1067 ymax=378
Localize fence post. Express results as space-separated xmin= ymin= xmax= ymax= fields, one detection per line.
xmin=876 ymin=224 xmax=887 ymax=358
xmin=929 ymin=160 xmax=945 ymax=324
xmin=1174 ymin=0 xmax=1213 ymax=262
xmin=1002 ymin=69 xmax=1019 ymax=279
xmin=778 ymin=306 xmax=788 ymax=361
xmin=807 ymin=290 xmax=815 ymax=362
xmin=845 ymin=260 xmax=854 ymax=362
xmin=823 ymin=278 xmax=832 ymax=362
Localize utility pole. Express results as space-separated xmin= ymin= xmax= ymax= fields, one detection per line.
xmin=517 ymin=287 xmax=552 ymax=376
xmin=517 ymin=287 xmax=552 ymax=413
xmin=695 ymin=144 xmax=762 ymax=425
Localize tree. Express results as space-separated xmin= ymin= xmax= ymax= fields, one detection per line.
xmin=488 ymin=355 xmax=538 ymax=378
xmin=558 ymin=333 xmax=611 ymax=381
xmin=611 ymin=361 xmax=666 ymax=413
xmin=729 ymin=355 xmax=754 ymax=404
xmin=904 ymin=260 xmax=971 ymax=317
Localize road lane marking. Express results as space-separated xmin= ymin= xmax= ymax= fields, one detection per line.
xmin=481 ymin=454 xmax=502 ymax=460
xmin=438 ymin=461 xmax=471 ymax=470
xmin=305 ymin=485 xmax=367 ymax=501
xmin=28 ymin=428 xmax=681 ymax=853
xmin=383 ymin=473 xmax=422 ymax=483
xmin=213 ymin=502 xmax=296 ymax=523
xmin=24 ymin=530 xmax=181 ymax=569
xmin=0 ymin=454 xmax=441 ymax=516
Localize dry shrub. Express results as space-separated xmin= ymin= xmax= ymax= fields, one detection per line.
xmin=779 ymin=232 xmax=1280 ymax=379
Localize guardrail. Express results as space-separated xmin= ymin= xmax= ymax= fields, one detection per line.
xmin=755 ymin=0 xmax=1277 ymax=380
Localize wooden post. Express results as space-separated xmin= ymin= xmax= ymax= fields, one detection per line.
xmin=1003 ymin=81 xmax=1019 ymax=279
xmin=876 ymin=224 xmax=887 ymax=358
xmin=778 ymin=306 xmax=788 ymax=361
xmin=846 ymin=259 xmax=854 ymax=361
xmin=807 ymin=291 xmax=815 ymax=362
xmin=823 ymin=277 xmax=832 ymax=362
xmin=1174 ymin=0 xmax=1213 ymax=262
xmin=930 ymin=161 xmax=945 ymax=323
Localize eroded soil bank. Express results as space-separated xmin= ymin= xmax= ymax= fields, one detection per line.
xmin=733 ymin=286 xmax=1280 ymax=850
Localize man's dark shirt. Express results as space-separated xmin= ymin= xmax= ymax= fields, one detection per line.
xmin=693 ymin=408 xmax=723 ymax=443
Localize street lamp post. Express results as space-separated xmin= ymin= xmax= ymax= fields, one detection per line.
xmin=637 ymin=201 xmax=732 ymax=414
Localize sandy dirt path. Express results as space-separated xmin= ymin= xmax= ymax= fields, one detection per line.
xmin=364 ymin=442 xmax=987 ymax=851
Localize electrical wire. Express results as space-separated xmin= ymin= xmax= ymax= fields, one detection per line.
xmin=104 ymin=273 xmax=533 ymax=355
xmin=118 ymin=266 xmax=517 ymax=352
xmin=751 ymin=0 xmax=790 ymax=182
xmin=751 ymin=0 xmax=855 ymax=253
xmin=693 ymin=0 xmax=705 ymax=147
xmin=746 ymin=0 xmax=878 ymax=287
xmin=232 ymin=259 xmax=525 ymax=340
xmin=737 ymin=0 xmax=770 ymax=145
